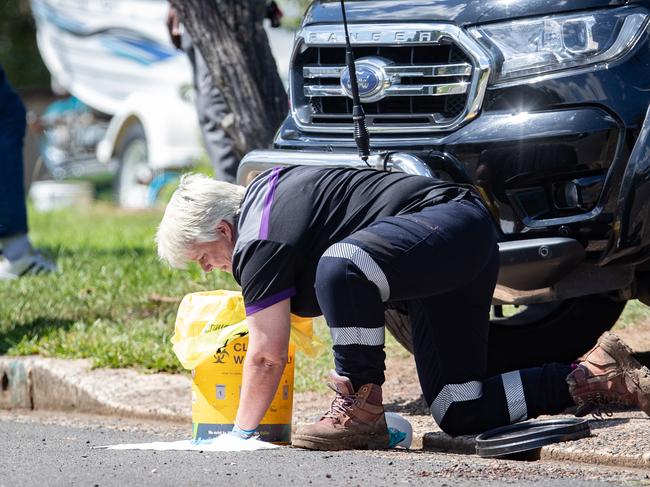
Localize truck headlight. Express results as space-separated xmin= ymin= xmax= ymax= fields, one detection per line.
xmin=469 ymin=7 xmax=649 ymax=84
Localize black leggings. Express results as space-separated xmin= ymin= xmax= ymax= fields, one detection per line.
xmin=314 ymin=198 xmax=573 ymax=436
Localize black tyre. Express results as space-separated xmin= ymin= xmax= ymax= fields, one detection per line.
xmin=114 ymin=122 xmax=153 ymax=209
xmin=385 ymin=307 xmax=412 ymax=351
xmin=384 ymin=295 xmax=626 ymax=376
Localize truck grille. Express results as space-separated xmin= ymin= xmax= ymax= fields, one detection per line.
xmin=290 ymin=24 xmax=491 ymax=134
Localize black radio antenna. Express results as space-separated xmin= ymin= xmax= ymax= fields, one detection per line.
xmin=340 ymin=0 xmax=371 ymax=165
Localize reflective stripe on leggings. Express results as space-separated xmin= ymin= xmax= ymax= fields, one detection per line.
xmin=322 ymin=242 xmax=390 ymax=301
xmin=430 ymin=381 xmax=483 ymax=424
xmin=330 ymin=326 xmax=385 ymax=346
xmin=501 ymin=371 xmax=528 ymax=423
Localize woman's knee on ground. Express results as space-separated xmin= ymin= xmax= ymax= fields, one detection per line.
xmin=431 ymin=380 xmax=515 ymax=436
xmin=436 ymin=401 xmax=490 ymax=437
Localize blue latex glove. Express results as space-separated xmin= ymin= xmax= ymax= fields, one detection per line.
xmin=230 ymin=425 xmax=257 ymax=440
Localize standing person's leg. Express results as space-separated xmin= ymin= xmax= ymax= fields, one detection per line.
xmin=0 ymin=72 xmax=57 ymax=279
xmin=182 ymin=33 xmax=239 ymax=183
xmin=0 ymin=74 xmax=29 ymax=243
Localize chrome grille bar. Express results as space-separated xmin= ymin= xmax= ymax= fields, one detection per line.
xmin=304 ymin=85 xmax=348 ymax=96
xmin=303 ymin=63 xmax=472 ymax=79
xmin=383 ymin=63 xmax=472 ymax=77
xmin=304 ymin=81 xmax=469 ymax=98
xmin=386 ymin=82 xmax=469 ymax=96
xmin=303 ymin=66 xmax=345 ymax=78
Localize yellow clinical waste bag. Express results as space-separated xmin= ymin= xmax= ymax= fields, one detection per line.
xmin=171 ymin=290 xmax=319 ymax=444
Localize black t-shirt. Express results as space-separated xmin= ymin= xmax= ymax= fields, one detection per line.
xmin=232 ymin=166 xmax=474 ymax=317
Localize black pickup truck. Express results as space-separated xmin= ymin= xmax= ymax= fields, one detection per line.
xmin=237 ymin=0 xmax=650 ymax=374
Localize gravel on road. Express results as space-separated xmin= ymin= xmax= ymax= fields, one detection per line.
xmin=1 ymin=410 xmax=649 ymax=487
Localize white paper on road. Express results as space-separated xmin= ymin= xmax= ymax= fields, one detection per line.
xmin=96 ymin=434 xmax=281 ymax=452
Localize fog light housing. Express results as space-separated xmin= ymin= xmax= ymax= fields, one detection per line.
xmin=553 ymin=174 xmax=605 ymax=210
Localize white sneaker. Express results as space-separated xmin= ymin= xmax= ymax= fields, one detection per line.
xmin=0 ymin=251 xmax=58 ymax=280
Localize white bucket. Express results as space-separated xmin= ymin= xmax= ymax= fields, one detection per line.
xmin=386 ymin=412 xmax=413 ymax=448
xmin=29 ymin=180 xmax=94 ymax=212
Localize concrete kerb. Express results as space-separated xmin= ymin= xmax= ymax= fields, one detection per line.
xmin=422 ymin=412 xmax=650 ymax=470
xmin=0 ymin=356 xmax=191 ymax=423
xmin=2 ymin=355 xmax=649 ymax=470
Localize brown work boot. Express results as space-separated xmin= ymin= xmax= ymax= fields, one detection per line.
xmin=566 ymin=331 xmax=650 ymax=417
xmin=292 ymin=371 xmax=389 ymax=450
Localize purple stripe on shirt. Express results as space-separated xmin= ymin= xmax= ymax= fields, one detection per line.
xmin=258 ymin=166 xmax=282 ymax=240
xmin=245 ymin=287 xmax=296 ymax=316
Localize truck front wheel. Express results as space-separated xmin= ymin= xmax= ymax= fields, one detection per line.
xmin=384 ymin=295 xmax=626 ymax=376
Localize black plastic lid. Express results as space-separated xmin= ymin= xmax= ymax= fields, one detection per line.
xmin=475 ymin=418 xmax=591 ymax=458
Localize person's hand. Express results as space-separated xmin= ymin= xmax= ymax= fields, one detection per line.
xmin=166 ymin=6 xmax=182 ymax=49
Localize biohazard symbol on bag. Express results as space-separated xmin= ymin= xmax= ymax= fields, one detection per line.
xmin=212 ymin=350 xmax=230 ymax=365
xmin=171 ymin=289 xmax=322 ymax=370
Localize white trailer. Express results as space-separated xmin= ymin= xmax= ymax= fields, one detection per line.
xmin=31 ymin=0 xmax=203 ymax=208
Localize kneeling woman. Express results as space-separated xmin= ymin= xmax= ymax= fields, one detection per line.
xmin=156 ymin=167 xmax=650 ymax=450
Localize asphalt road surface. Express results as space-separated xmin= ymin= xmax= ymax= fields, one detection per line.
xmin=1 ymin=411 xmax=648 ymax=487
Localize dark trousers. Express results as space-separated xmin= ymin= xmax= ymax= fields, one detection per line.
xmin=181 ymin=34 xmax=239 ymax=184
xmin=315 ymin=197 xmax=573 ymax=436
xmin=0 ymin=68 xmax=28 ymax=238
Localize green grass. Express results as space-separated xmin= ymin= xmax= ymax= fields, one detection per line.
xmin=497 ymin=300 xmax=650 ymax=327
xmin=293 ymin=318 xmax=333 ymax=392
xmin=1 ymin=203 xmax=236 ymax=373
xmin=615 ymin=299 xmax=650 ymax=329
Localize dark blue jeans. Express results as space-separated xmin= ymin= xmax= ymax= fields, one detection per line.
xmin=0 ymin=67 xmax=28 ymax=238
xmin=315 ymin=197 xmax=573 ymax=435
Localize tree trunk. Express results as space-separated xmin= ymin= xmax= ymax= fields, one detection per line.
xmin=169 ymin=0 xmax=288 ymax=159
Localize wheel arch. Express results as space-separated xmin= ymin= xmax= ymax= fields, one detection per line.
xmin=96 ymin=90 xmax=203 ymax=172
xmin=112 ymin=114 xmax=145 ymax=154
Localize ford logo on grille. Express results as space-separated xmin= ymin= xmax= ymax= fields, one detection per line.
xmin=340 ymin=57 xmax=389 ymax=102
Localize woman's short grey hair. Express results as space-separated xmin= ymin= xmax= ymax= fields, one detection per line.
xmin=156 ymin=173 xmax=245 ymax=268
